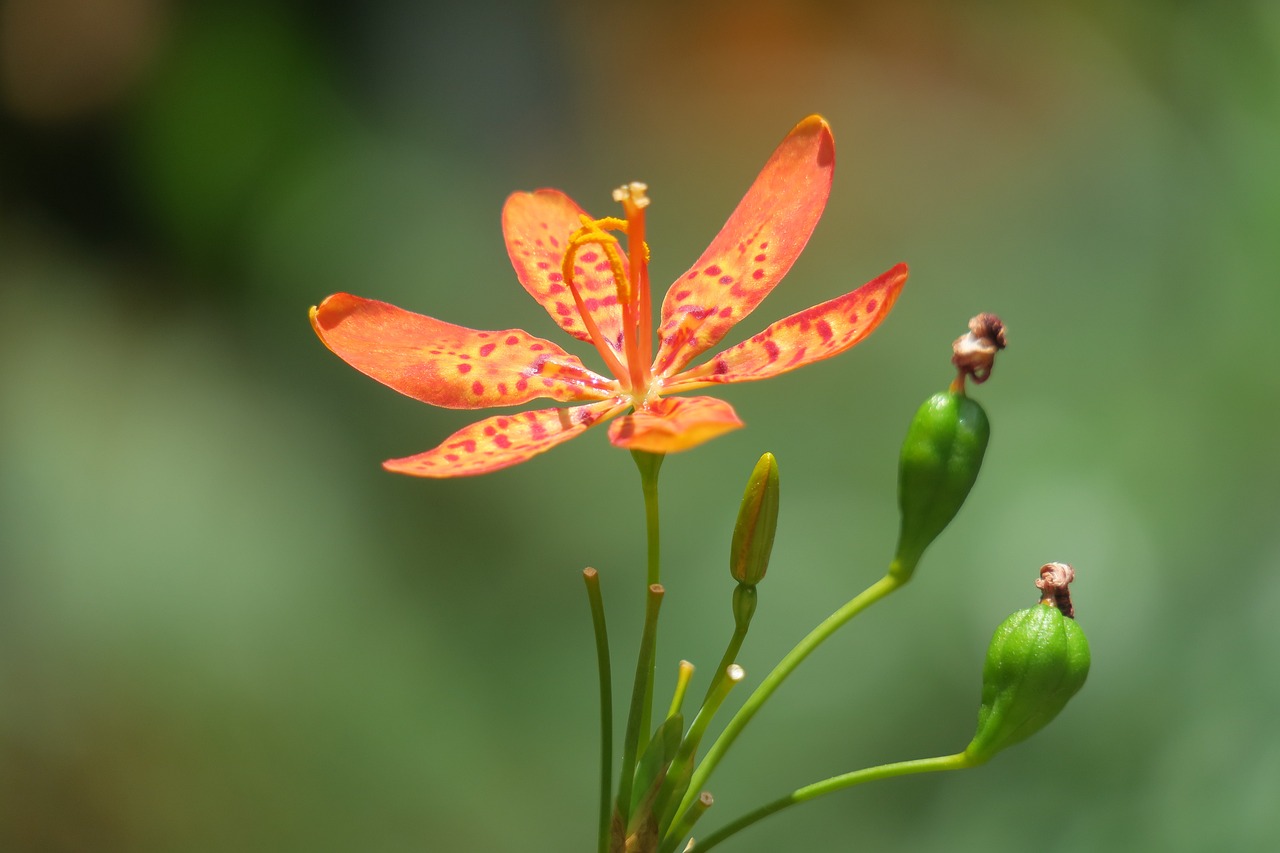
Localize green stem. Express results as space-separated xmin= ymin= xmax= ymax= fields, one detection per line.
xmin=655 ymin=664 xmax=745 ymax=838
xmin=668 ymin=660 xmax=695 ymax=720
xmin=633 ymin=451 xmax=664 ymax=588
xmin=662 ymin=792 xmax=714 ymax=853
xmin=689 ymin=752 xmax=974 ymax=851
xmin=670 ymin=573 xmax=904 ymax=830
xmin=632 ymin=451 xmax=665 ymax=772
xmin=701 ymin=585 xmax=755 ymax=707
xmin=617 ymin=582 xmax=665 ymax=827
xmin=582 ymin=568 xmax=613 ymax=853
xmin=701 ymin=625 xmax=747 ymax=707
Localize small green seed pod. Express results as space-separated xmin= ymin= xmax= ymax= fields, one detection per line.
xmin=891 ymin=391 xmax=989 ymax=581
xmin=730 ymin=453 xmax=780 ymax=587
xmin=964 ymin=601 xmax=1091 ymax=764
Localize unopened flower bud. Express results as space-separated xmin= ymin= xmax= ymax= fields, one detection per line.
xmin=891 ymin=391 xmax=989 ymax=580
xmin=964 ymin=568 xmax=1090 ymax=764
xmin=730 ymin=453 xmax=779 ymax=587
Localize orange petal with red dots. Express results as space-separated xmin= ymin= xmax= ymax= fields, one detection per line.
xmin=665 ymin=264 xmax=907 ymax=392
xmin=504 ymin=190 xmax=628 ymax=358
xmin=382 ymin=400 xmax=627 ymax=477
xmin=652 ymin=116 xmax=835 ymax=378
xmin=311 ymin=293 xmax=619 ymax=410
xmin=607 ymin=396 xmax=744 ymax=454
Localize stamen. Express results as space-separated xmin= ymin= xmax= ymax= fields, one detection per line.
xmin=559 ymin=223 xmax=631 ymax=384
xmin=559 ymin=202 xmax=656 ymax=395
xmin=565 ymin=222 xmax=630 ymax=308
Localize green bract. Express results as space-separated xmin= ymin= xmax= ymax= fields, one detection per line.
xmin=891 ymin=391 xmax=989 ymax=581
xmin=964 ymin=603 xmax=1091 ymax=763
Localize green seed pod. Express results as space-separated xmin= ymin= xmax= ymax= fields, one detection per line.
xmin=730 ymin=453 xmax=779 ymax=587
xmin=891 ymin=391 xmax=989 ymax=581
xmin=964 ymin=602 xmax=1091 ymax=764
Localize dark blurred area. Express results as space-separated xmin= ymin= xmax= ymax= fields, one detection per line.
xmin=2 ymin=1 xmax=1278 ymax=850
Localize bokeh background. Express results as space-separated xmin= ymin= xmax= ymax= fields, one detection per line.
xmin=2 ymin=1 xmax=1277 ymax=850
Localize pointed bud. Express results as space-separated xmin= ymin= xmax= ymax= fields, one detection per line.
xmin=891 ymin=391 xmax=989 ymax=580
xmin=730 ymin=453 xmax=780 ymax=587
xmin=964 ymin=566 xmax=1090 ymax=764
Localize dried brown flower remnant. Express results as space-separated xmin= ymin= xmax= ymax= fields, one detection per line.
xmin=952 ymin=313 xmax=1007 ymax=388
xmin=1035 ymin=561 xmax=1076 ymax=618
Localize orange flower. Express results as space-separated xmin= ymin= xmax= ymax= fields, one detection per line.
xmin=311 ymin=116 xmax=906 ymax=477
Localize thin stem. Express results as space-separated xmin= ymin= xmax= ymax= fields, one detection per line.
xmin=655 ymin=665 xmax=745 ymax=838
xmin=582 ymin=568 xmax=613 ymax=853
xmin=701 ymin=585 xmax=755 ymax=707
xmin=634 ymin=451 xmax=664 ymax=588
xmin=617 ymin=583 xmax=665 ymax=827
xmin=700 ymin=625 xmax=747 ymax=707
xmin=671 ymin=573 xmax=905 ymax=829
xmin=668 ymin=660 xmax=696 ymax=720
xmin=689 ymin=753 xmax=974 ymax=851
xmin=632 ymin=450 xmax=665 ymax=760
xmin=661 ymin=792 xmax=713 ymax=853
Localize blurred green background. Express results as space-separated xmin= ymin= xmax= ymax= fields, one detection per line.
xmin=2 ymin=1 xmax=1277 ymax=850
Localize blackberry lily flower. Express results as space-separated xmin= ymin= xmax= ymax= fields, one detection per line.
xmin=311 ymin=116 xmax=906 ymax=477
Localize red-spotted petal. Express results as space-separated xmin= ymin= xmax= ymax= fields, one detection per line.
xmin=607 ymin=396 xmax=744 ymax=454
xmin=383 ymin=400 xmax=627 ymax=478
xmin=504 ymin=190 xmax=628 ymax=358
xmin=664 ymin=264 xmax=907 ymax=392
xmin=652 ymin=116 xmax=835 ymax=378
xmin=311 ymin=293 xmax=619 ymax=409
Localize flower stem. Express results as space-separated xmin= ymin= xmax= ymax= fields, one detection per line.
xmin=669 ymin=573 xmax=905 ymax=832
xmin=701 ymin=585 xmax=755 ymax=707
xmin=634 ymin=451 xmax=665 ymax=588
xmin=617 ymin=582 xmax=665 ymax=827
xmin=582 ymin=568 xmax=613 ymax=853
xmin=632 ymin=451 xmax=666 ymax=766
xmin=689 ymin=752 xmax=974 ymax=851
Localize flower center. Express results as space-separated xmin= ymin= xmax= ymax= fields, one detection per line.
xmin=560 ymin=182 xmax=656 ymax=404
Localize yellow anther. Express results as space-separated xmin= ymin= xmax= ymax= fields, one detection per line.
xmin=563 ymin=217 xmax=635 ymax=309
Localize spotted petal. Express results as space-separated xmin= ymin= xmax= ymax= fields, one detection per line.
xmin=607 ymin=396 xmax=744 ymax=454
xmin=382 ymin=400 xmax=627 ymax=478
xmin=652 ymin=116 xmax=835 ymax=378
xmin=665 ymin=264 xmax=906 ymax=392
xmin=504 ymin=190 xmax=629 ymax=358
xmin=311 ymin=293 xmax=618 ymax=409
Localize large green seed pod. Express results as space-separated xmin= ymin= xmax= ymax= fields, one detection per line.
xmin=964 ymin=603 xmax=1091 ymax=764
xmin=891 ymin=391 xmax=989 ymax=581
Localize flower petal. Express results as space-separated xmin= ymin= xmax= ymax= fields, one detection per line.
xmin=664 ymin=264 xmax=907 ymax=392
xmin=652 ymin=115 xmax=835 ymax=378
xmin=311 ymin=293 xmax=619 ymax=409
xmin=607 ymin=396 xmax=744 ymax=454
xmin=504 ymin=190 xmax=628 ymax=358
xmin=383 ymin=400 xmax=627 ymax=478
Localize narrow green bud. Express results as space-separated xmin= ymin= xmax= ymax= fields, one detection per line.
xmin=730 ymin=452 xmax=779 ymax=587
xmin=891 ymin=391 xmax=989 ymax=580
xmin=965 ymin=568 xmax=1090 ymax=764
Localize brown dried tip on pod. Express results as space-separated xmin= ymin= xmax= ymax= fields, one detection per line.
xmin=951 ymin=313 xmax=1007 ymax=390
xmin=1036 ymin=561 xmax=1076 ymax=618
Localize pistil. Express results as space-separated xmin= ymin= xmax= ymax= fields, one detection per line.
xmin=613 ymin=182 xmax=654 ymax=394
